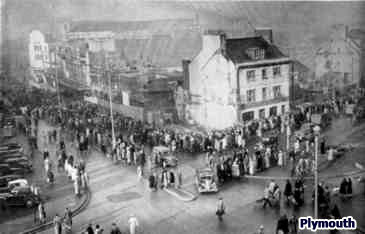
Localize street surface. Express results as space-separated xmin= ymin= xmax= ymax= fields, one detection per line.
xmin=1 ymin=116 xmax=364 ymax=234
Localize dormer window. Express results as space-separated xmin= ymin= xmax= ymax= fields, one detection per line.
xmin=247 ymin=47 xmax=265 ymax=60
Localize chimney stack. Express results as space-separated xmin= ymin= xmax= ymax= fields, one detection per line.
xmin=182 ymin=59 xmax=191 ymax=90
xmin=254 ymin=28 xmax=273 ymax=43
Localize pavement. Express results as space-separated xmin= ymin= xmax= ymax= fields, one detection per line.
xmin=2 ymin=116 xmax=365 ymax=234
xmin=0 ymin=122 xmax=88 ymax=234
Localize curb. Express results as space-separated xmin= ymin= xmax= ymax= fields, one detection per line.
xmin=20 ymin=189 xmax=91 ymax=234
xmin=163 ymin=187 xmax=197 ymax=202
xmin=244 ymin=169 xmax=365 ymax=181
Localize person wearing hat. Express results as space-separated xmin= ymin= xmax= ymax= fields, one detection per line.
xmin=216 ymin=197 xmax=225 ymax=221
xmin=257 ymin=225 xmax=264 ymax=234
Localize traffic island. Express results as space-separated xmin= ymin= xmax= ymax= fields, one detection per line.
xmin=163 ymin=187 xmax=197 ymax=202
xmin=19 ymin=189 xmax=91 ymax=234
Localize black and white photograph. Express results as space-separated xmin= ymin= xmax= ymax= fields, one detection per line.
xmin=0 ymin=0 xmax=364 ymax=233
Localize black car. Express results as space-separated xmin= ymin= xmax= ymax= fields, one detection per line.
xmin=0 ymin=164 xmax=29 ymax=176
xmin=1 ymin=160 xmax=32 ymax=173
xmin=0 ymin=190 xmax=41 ymax=208
xmin=0 ymin=143 xmax=22 ymax=150
xmin=0 ymin=152 xmax=29 ymax=161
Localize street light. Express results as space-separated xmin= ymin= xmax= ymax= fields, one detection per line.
xmin=313 ymin=125 xmax=321 ymax=219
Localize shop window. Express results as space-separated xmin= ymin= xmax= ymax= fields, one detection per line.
xmin=269 ymin=106 xmax=277 ymax=116
xmin=259 ymin=109 xmax=265 ymax=119
xmin=242 ymin=111 xmax=254 ymax=122
xmin=281 ymin=105 xmax=286 ymax=114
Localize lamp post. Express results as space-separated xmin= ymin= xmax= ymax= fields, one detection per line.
xmin=313 ymin=125 xmax=321 ymax=219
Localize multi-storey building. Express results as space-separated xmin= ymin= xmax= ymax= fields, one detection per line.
xmin=188 ymin=31 xmax=290 ymax=129
xmin=315 ymin=25 xmax=362 ymax=90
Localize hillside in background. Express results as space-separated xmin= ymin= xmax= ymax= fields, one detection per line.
xmin=3 ymin=0 xmax=365 ymax=78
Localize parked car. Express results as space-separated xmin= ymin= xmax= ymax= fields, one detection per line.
xmin=0 ymin=178 xmax=28 ymax=194
xmin=0 ymin=175 xmax=23 ymax=188
xmin=152 ymin=146 xmax=178 ymax=167
xmin=1 ymin=159 xmax=32 ymax=172
xmin=0 ymin=189 xmax=40 ymax=208
xmin=0 ymin=143 xmax=22 ymax=151
xmin=327 ymin=143 xmax=354 ymax=158
xmin=0 ymin=153 xmax=29 ymax=162
xmin=0 ymin=164 xmax=29 ymax=176
xmin=195 ymin=168 xmax=218 ymax=193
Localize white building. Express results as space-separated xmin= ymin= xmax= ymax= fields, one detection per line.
xmin=29 ymin=30 xmax=50 ymax=70
xmin=315 ymin=25 xmax=362 ymax=89
xmin=188 ymin=31 xmax=290 ymax=130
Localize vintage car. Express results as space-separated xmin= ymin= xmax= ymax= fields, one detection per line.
xmin=0 ymin=189 xmax=40 ymax=208
xmin=0 ymin=178 xmax=28 ymax=194
xmin=294 ymin=123 xmax=314 ymax=141
xmin=262 ymin=130 xmax=279 ymax=147
xmin=0 ymin=159 xmax=32 ymax=173
xmin=152 ymin=146 xmax=178 ymax=167
xmin=327 ymin=143 xmax=354 ymax=158
xmin=0 ymin=163 xmax=30 ymax=176
xmin=195 ymin=168 xmax=218 ymax=193
xmin=0 ymin=175 xmax=23 ymax=188
xmin=0 ymin=153 xmax=29 ymax=161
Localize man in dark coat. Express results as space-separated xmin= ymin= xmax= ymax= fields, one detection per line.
xmin=276 ymin=214 xmax=289 ymax=234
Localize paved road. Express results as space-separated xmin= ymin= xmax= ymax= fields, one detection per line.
xmin=0 ymin=122 xmax=85 ymax=234
xmin=37 ymin=117 xmax=365 ymax=234
xmin=4 ymin=117 xmax=365 ymax=234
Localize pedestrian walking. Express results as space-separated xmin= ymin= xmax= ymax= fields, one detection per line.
xmin=53 ymin=214 xmax=62 ymax=234
xmin=81 ymin=170 xmax=89 ymax=191
xmin=110 ymin=223 xmax=122 ymax=234
xmin=95 ymin=224 xmax=103 ymax=234
xmin=85 ymin=223 xmax=94 ymax=234
xmin=216 ymin=197 xmax=225 ymax=221
xmin=128 ymin=214 xmax=139 ymax=234
xmin=63 ymin=207 xmax=72 ymax=227
xmin=137 ymin=165 xmax=143 ymax=181
xmin=276 ymin=214 xmax=289 ymax=234
xmin=38 ymin=202 xmax=46 ymax=224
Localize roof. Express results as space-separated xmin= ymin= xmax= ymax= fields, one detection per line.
xmin=69 ymin=19 xmax=195 ymax=33
xmin=225 ymin=36 xmax=286 ymax=64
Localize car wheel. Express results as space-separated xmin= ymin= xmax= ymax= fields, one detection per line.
xmin=26 ymin=200 xmax=33 ymax=208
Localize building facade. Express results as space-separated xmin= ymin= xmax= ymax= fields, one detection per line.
xmin=315 ymin=26 xmax=362 ymax=90
xmin=188 ymin=31 xmax=290 ymax=130
xmin=29 ymin=30 xmax=50 ymax=70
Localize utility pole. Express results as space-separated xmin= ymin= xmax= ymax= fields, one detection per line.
xmin=313 ymin=125 xmax=321 ymax=219
xmin=55 ymin=48 xmax=62 ymax=120
xmin=104 ymin=52 xmax=116 ymax=149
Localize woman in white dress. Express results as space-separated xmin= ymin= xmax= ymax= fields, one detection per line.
xmin=277 ymin=150 xmax=283 ymax=167
xmin=249 ymin=154 xmax=255 ymax=175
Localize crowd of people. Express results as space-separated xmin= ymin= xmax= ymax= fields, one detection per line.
xmin=3 ymin=86 xmax=364 ymax=234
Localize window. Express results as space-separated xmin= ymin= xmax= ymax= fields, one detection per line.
xmin=34 ymin=45 xmax=42 ymax=51
xmin=247 ymin=70 xmax=256 ymax=82
xmin=273 ymin=66 xmax=281 ymax=76
xmin=262 ymin=69 xmax=267 ymax=80
xmin=247 ymin=47 xmax=265 ymax=60
xmin=269 ymin=106 xmax=278 ymax=116
xmin=262 ymin=87 xmax=267 ymax=100
xmin=242 ymin=111 xmax=254 ymax=122
xmin=273 ymin=86 xmax=281 ymax=98
xmin=259 ymin=109 xmax=265 ymax=119
xmin=344 ymin=72 xmax=350 ymax=84
xmin=246 ymin=89 xmax=256 ymax=103
xmin=281 ymin=105 xmax=286 ymax=115
xmin=35 ymin=54 xmax=43 ymax=60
